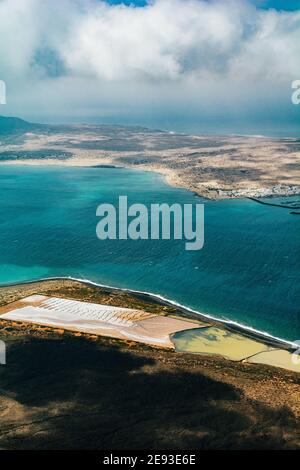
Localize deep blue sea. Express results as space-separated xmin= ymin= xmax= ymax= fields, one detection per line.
xmin=0 ymin=165 xmax=299 ymax=343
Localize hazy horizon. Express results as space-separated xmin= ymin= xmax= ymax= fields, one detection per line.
xmin=0 ymin=0 xmax=299 ymax=136
xmin=1 ymin=112 xmax=299 ymax=139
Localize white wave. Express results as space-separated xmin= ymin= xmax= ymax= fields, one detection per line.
xmin=4 ymin=275 xmax=297 ymax=349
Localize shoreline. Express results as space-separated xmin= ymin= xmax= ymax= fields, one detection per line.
xmin=0 ymin=276 xmax=296 ymax=351
xmin=0 ymin=163 xmax=298 ymax=351
xmin=1 ymin=159 xmax=299 ymax=201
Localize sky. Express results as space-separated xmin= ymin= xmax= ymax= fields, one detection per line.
xmin=0 ymin=0 xmax=299 ymax=135
xmin=107 ymin=0 xmax=300 ymax=10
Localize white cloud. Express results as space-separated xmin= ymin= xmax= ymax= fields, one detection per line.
xmin=0 ymin=0 xmax=298 ymax=128
xmin=0 ymin=0 xmax=299 ymax=82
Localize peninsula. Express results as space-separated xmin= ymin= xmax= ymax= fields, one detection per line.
xmin=1 ymin=117 xmax=299 ymax=200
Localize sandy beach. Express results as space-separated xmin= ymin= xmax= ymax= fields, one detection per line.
xmin=1 ymin=126 xmax=299 ymax=199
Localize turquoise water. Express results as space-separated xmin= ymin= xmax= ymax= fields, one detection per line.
xmin=0 ymin=165 xmax=299 ymax=343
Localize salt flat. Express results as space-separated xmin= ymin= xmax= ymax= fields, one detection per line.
xmin=0 ymin=292 xmax=299 ymax=372
xmin=0 ymin=295 xmax=203 ymax=348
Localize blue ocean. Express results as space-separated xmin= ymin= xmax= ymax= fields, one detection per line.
xmin=0 ymin=165 xmax=299 ymax=343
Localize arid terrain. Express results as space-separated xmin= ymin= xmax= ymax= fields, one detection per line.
xmin=1 ymin=120 xmax=299 ymax=199
xmin=0 ymin=279 xmax=299 ymax=450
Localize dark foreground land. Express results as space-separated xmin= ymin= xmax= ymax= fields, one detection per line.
xmin=0 ymin=279 xmax=299 ymax=450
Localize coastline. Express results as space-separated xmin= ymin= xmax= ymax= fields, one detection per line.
xmin=65 ymin=277 xmax=298 ymax=350
xmin=2 ymin=155 xmax=299 ymax=201
xmin=0 ymin=276 xmax=296 ymax=351
xmin=0 ymin=163 xmax=298 ymax=352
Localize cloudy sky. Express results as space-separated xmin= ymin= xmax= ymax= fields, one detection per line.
xmin=0 ymin=0 xmax=299 ymax=135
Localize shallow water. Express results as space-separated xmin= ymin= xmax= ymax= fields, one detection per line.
xmin=172 ymin=327 xmax=271 ymax=360
xmin=0 ymin=165 xmax=299 ymax=342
